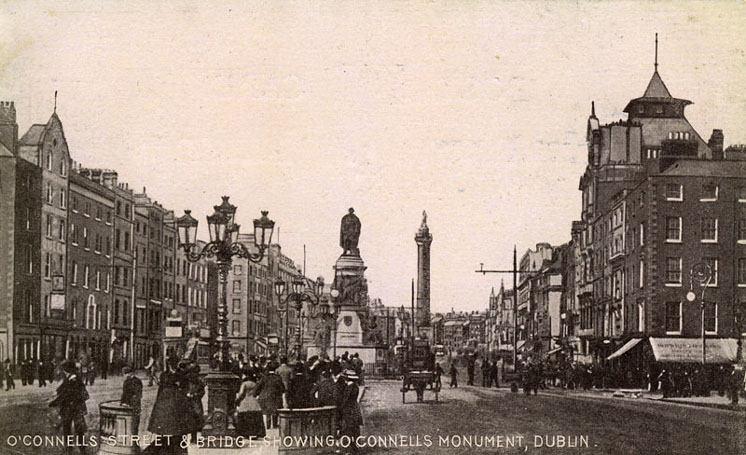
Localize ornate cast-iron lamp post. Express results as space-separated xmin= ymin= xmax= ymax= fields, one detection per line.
xmin=176 ymin=196 xmax=274 ymax=438
xmin=274 ymin=275 xmax=324 ymax=358
xmin=686 ymin=262 xmax=713 ymax=365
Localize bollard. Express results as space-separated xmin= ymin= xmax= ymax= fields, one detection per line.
xmin=98 ymin=400 xmax=141 ymax=454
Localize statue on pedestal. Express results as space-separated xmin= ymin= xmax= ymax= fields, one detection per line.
xmin=340 ymin=208 xmax=361 ymax=256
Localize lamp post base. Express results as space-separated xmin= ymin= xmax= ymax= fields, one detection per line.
xmin=202 ymin=370 xmax=240 ymax=439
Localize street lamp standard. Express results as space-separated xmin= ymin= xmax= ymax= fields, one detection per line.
xmin=176 ymin=196 xmax=274 ymax=437
xmin=274 ymin=275 xmax=324 ymax=358
xmin=687 ymin=262 xmax=712 ymax=365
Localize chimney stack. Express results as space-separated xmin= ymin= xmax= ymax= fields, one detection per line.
xmin=708 ymin=129 xmax=724 ymax=160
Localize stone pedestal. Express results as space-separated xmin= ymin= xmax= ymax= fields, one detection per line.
xmin=332 ymin=254 xmax=368 ymax=350
xmin=202 ymin=371 xmax=240 ymax=438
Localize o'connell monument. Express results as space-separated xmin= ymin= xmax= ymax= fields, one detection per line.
xmin=309 ymin=208 xmax=387 ymax=370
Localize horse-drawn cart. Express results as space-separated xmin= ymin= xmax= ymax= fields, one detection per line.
xmin=400 ymin=338 xmax=441 ymax=403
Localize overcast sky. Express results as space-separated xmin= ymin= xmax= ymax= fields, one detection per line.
xmin=2 ymin=1 xmax=745 ymax=314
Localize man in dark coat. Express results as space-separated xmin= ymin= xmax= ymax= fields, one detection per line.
xmin=37 ymin=360 xmax=47 ymax=387
xmin=254 ymin=362 xmax=285 ymax=430
xmin=482 ymin=359 xmax=491 ymax=387
xmin=49 ymin=360 xmax=89 ymax=454
xmin=4 ymin=359 xmax=15 ymax=390
xmin=490 ymin=361 xmax=500 ymax=388
xmin=449 ymin=363 xmax=458 ymax=388
xmin=314 ymin=369 xmax=337 ymax=407
xmin=287 ymin=363 xmax=313 ymax=409
xmin=120 ymin=366 xmax=143 ymax=434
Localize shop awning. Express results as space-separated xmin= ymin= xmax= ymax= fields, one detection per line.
xmin=649 ymin=337 xmax=738 ymax=364
xmin=607 ymin=338 xmax=643 ymax=360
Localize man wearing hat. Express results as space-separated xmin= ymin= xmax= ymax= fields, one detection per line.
xmin=120 ymin=366 xmax=143 ymax=434
xmin=49 ymin=360 xmax=89 ymax=453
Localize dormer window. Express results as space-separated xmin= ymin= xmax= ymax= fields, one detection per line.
xmin=637 ymin=105 xmax=644 ymax=114
xmin=655 ymin=105 xmax=663 ymax=114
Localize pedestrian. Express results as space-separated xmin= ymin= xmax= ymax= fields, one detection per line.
xmin=449 ymin=363 xmax=458 ymax=388
xmin=254 ymin=361 xmax=285 ymax=430
xmin=352 ymin=353 xmax=364 ymax=386
xmin=467 ymin=355 xmax=475 ymax=386
xmin=729 ymin=365 xmax=744 ymax=405
xmin=20 ymin=359 xmax=28 ymax=386
xmin=37 ymin=360 xmax=47 ymax=387
xmin=433 ymin=362 xmax=444 ymax=389
xmin=339 ymin=370 xmax=363 ymax=453
xmin=49 ymin=360 xmax=89 ymax=455
xmin=313 ymin=368 xmax=337 ymax=407
xmin=5 ymin=359 xmax=16 ymax=390
xmin=333 ymin=368 xmax=347 ymax=436
xmin=120 ymin=366 xmax=143 ymax=434
xmin=287 ymin=362 xmax=313 ymax=409
xmin=180 ymin=362 xmax=205 ymax=441
xmin=87 ymin=360 xmax=96 ymax=386
xmin=145 ymin=355 xmax=156 ymax=386
xmin=482 ymin=359 xmax=491 ymax=387
xmin=100 ymin=357 xmax=108 ymax=381
xmin=235 ymin=371 xmax=266 ymax=438
xmin=490 ymin=360 xmax=499 ymax=388
xmin=658 ymin=369 xmax=672 ymax=398
xmin=276 ymin=356 xmax=293 ymax=391
xmin=147 ymin=358 xmax=195 ymax=454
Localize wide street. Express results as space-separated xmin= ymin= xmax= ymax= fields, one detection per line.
xmin=362 ymin=380 xmax=745 ymax=455
xmin=0 ymin=371 xmax=743 ymax=454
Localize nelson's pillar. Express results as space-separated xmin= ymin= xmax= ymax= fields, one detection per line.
xmin=415 ymin=211 xmax=433 ymax=332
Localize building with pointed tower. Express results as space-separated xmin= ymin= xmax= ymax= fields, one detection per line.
xmin=0 ymin=102 xmax=74 ymax=365
xmin=571 ymin=36 xmax=746 ymax=371
xmin=415 ymin=211 xmax=433 ymax=333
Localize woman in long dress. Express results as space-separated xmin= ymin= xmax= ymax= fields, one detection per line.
xmin=235 ymin=371 xmax=266 ymax=438
xmin=146 ymin=359 xmax=199 ymax=454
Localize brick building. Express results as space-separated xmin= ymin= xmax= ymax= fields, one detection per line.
xmin=572 ymin=61 xmax=746 ymax=370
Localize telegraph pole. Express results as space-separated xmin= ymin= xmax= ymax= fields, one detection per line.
xmin=475 ymin=246 xmax=520 ymax=369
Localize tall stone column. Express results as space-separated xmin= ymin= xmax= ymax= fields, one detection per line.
xmin=415 ymin=211 xmax=433 ymax=328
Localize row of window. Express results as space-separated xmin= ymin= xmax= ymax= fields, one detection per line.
xmin=70 ymin=262 xmax=111 ymax=291
xmin=70 ymin=223 xmax=112 ymax=256
xmin=664 ymin=301 xmax=718 ymax=334
xmin=665 ymin=183 xmax=746 ymax=202
xmin=665 ymin=217 xmax=728 ymax=243
xmin=71 ymin=196 xmax=112 ymax=224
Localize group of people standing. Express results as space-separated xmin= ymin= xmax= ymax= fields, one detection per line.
xmin=230 ymin=352 xmax=364 ymax=446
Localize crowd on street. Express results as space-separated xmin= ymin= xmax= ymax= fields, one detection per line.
xmin=38 ymin=350 xmax=368 ymax=455
xmin=449 ymin=353 xmax=746 ymax=403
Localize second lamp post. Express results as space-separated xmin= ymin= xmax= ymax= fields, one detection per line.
xmin=274 ymin=275 xmax=324 ymax=358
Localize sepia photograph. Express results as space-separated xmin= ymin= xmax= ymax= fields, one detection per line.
xmin=0 ymin=1 xmax=745 ymax=453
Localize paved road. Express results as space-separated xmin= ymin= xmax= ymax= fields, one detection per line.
xmin=362 ymin=380 xmax=745 ymax=455
xmin=0 ymin=376 xmax=743 ymax=454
